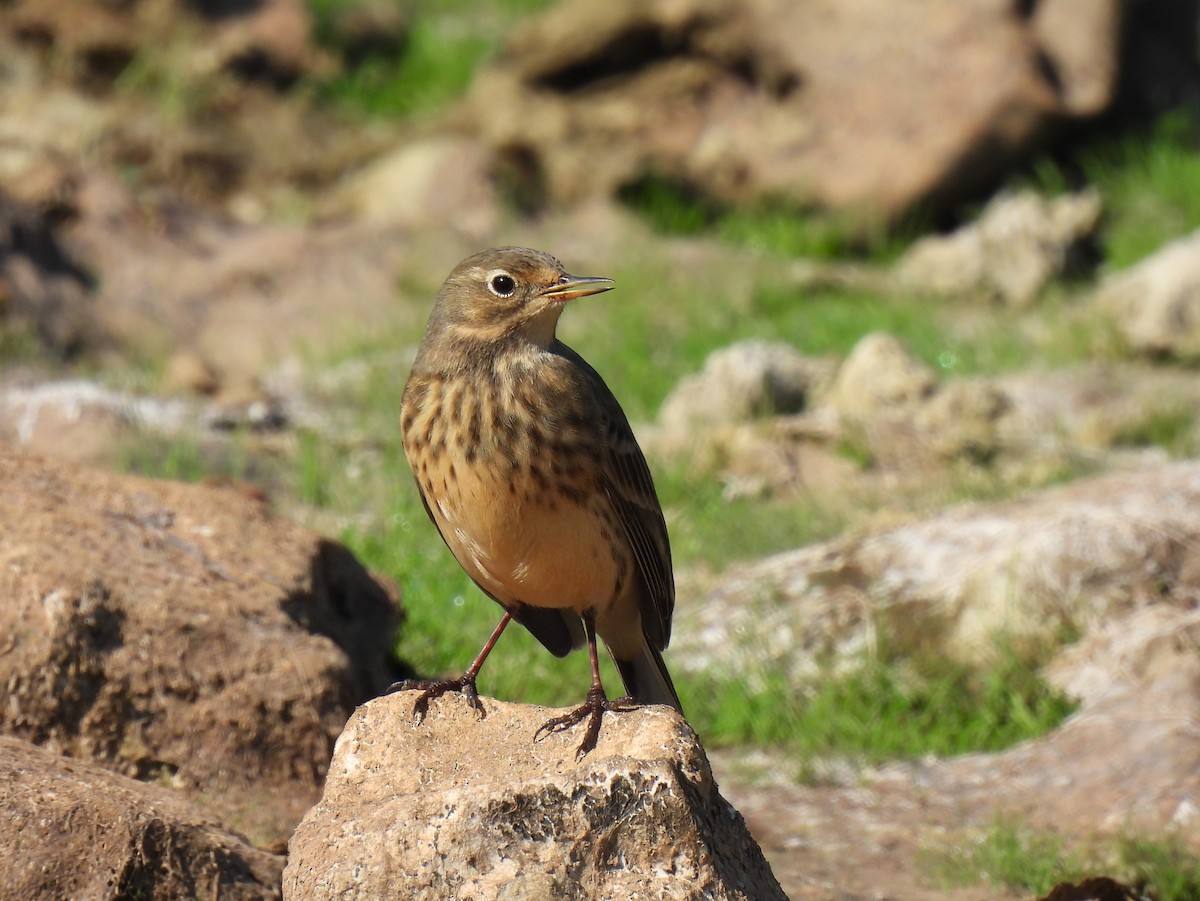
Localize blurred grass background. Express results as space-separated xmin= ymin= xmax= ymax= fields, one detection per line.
xmin=97 ymin=0 xmax=1200 ymax=887
xmin=113 ymin=0 xmax=1200 ymax=761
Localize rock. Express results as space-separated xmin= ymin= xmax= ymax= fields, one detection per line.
xmin=827 ymin=333 xmax=936 ymax=423
xmin=654 ymin=340 xmax=835 ymax=458
xmin=323 ymin=0 xmax=411 ymax=70
xmin=677 ymin=460 xmax=1200 ymax=683
xmin=928 ymin=603 xmax=1200 ymax=839
xmin=0 ymin=192 xmax=97 ymax=357
xmin=1094 ymin=228 xmax=1200 ymax=359
xmin=0 ymin=379 xmax=186 ymax=463
xmin=63 ymin=171 xmax=431 ymax=388
xmin=337 ymin=136 xmax=499 ymax=239
xmin=896 ymin=189 xmax=1103 ymax=305
xmin=203 ymin=0 xmax=327 ymax=90
xmin=0 ymin=735 xmax=283 ymax=901
xmin=913 ymin=378 xmax=1010 ymax=463
xmin=284 ymin=691 xmax=787 ymax=901
xmin=0 ymin=450 xmax=401 ymax=847
xmin=2 ymin=0 xmax=326 ymax=93
xmin=163 ymin=349 xmax=222 ymax=396
xmin=465 ymin=0 xmax=1125 ymax=223
xmin=718 ymin=602 xmax=1200 ymax=899
xmin=1044 ymin=604 xmax=1200 ymax=708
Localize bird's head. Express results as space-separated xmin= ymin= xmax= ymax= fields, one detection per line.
xmin=426 ymin=247 xmax=614 ymax=352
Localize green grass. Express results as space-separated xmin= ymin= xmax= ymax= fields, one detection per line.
xmin=925 ymin=819 xmax=1085 ymax=897
xmin=617 ymin=176 xmax=912 ymax=262
xmin=116 ymin=434 xmax=256 ymax=485
xmin=687 ymin=642 xmax=1077 ymax=761
xmin=1112 ymin=407 xmax=1198 ymax=458
xmin=1118 ymin=835 xmax=1200 ymax=901
xmin=926 ymin=820 xmax=1200 ymax=901
xmin=311 ymin=0 xmax=555 ymax=119
xmin=655 ymin=463 xmax=847 ymax=569
xmin=1028 ymin=111 xmax=1200 ymax=270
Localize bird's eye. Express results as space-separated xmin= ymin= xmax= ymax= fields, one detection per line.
xmin=489 ymin=273 xmax=516 ymax=297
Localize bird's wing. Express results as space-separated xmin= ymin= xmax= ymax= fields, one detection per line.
xmin=601 ymin=412 xmax=675 ymax=649
xmin=557 ymin=346 xmax=675 ymax=650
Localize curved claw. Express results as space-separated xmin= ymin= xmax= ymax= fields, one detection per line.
xmin=386 ymin=675 xmax=485 ymax=723
xmin=533 ymin=688 xmax=636 ymax=759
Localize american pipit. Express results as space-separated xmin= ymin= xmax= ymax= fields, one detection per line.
xmin=389 ymin=246 xmax=681 ymax=757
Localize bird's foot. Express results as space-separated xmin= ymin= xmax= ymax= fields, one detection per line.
xmin=533 ymin=688 xmax=637 ymax=760
xmin=385 ymin=674 xmax=483 ymax=722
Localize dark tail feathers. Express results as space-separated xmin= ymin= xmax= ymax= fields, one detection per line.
xmin=615 ymin=642 xmax=683 ymax=713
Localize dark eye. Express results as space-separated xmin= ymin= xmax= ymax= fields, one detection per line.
xmin=489 ymin=274 xmax=516 ymax=297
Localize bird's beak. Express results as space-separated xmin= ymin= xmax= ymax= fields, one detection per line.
xmin=538 ymin=275 xmax=615 ymax=302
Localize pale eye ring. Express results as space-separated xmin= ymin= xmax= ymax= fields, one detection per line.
xmin=488 ymin=272 xmax=516 ymax=297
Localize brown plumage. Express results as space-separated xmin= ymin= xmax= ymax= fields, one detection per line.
xmin=389 ymin=246 xmax=681 ymax=756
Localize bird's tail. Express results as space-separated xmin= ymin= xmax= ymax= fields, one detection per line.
xmin=615 ymin=642 xmax=683 ymax=713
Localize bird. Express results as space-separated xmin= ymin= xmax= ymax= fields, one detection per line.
xmin=388 ymin=246 xmax=682 ymax=757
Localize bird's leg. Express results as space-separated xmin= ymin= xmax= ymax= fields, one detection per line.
xmin=386 ymin=611 xmax=513 ymax=721
xmin=534 ymin=610 xmax=636 ymax=760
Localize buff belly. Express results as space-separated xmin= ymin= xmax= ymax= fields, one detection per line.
xmin=428 ymin=460 xmax=625 ymax=614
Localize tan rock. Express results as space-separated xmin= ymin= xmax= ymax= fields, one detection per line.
xmin=828 ymin=332 xmax=936 ymax=422
xmin=913 ymin=378 xmax=1010 ymax=463
xmin=654 ymin=340 xmax=835 ymax=459
xmin=0 ymin=450 xmax=401 ymax=847
xmin=162 ymin=349 xmax=222 ymax=396
xmin=1095 ymin=228 xmax=1200 ymax=359
xmin=679 ymin=460 xmax=1200 ymax=681
xmin=284 ymin=692 xmax=787 ymax=901
xmin=465 ymin=0 xmax=1125 ymax=223
xmin=720 ymin=604 xmax=1200 ymax=898
xmin=0 ymin=735 xmax=282 ymax=901
xmin=896 ymin=189 xmax=1103 ymax=305
xmin=338 ymin=136 xmax=498 ymax=239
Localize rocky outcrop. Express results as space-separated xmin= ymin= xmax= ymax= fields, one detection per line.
xmin=0 ymin=735 xmax=283 ymax=901
xmin=678 ymin=461 xmax=1200 ymax=681
xmin=1 ymin=0 xmax=326 ymax=95
xmin=653 ymin=339 xmax=837 ymax=463
xmin=897 ymin=189 xmax=1103 ymax=306
xmin=0 ymin=450 xmax=401 ymax=848
xmin=721 ymin=602 xmax=1200 ymax=899
xmin=1095 ymin=228 xmax=1200 ymax=359
xmin=465 ymin=0 xmax=1147 ymax=223
xmin=284 ymin=691 xmax=787 ymax=901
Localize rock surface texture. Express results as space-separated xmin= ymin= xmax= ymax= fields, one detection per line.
xmin=1096 ymin=228 xmax=1200 ymax=359
xmin=467 ymin=0 xmax=1132 ymax=221
xmin=679 ymin=460 xmax=1200 ymax=681
xmin=0 ymin=450 xmax=401 ymax=847
xmin=284 ymin=691 xmax=787 ymax=901
xmin=0 ymin=735 xmax=283 ymax=901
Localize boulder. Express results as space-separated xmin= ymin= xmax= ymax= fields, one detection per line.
xmin=929 ymin=602 xmax=1200 ymax=838
xmin=0 ymin=735 xmax=283 ymax=901
xmin=336 ymin=136 xmax=499 ymax=239
xmin=465 ymin=0 xmax=1127 ymax=223
xmin=827 ymin=332 xmax=936 ymax=423
xmin=654 ymin=339 xmax=836 ymax=460
xmin=1094 ymin=228 xmax=1200 ymax=359
xmin=896 ymin=189 xmax=1103 ymax=305
xmin=678 ymin=460 xmax=1200 ymax=682
xmin=284 ymin=691 xmax=787 ymax=901
xmin=718 ymin=603 xmax=1200 ymax=899
xmin=1 ymin=0 xmax=326 ymax=93
xmin=0 ymin=450 xmax=401 ymax=847
xmin=0 ymin=192 xmax=98 ymax=357
xmin=63 ymin=171 xmax=430 ymax=389
xmin=0 ymin=379 xmax=192 ymax=463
